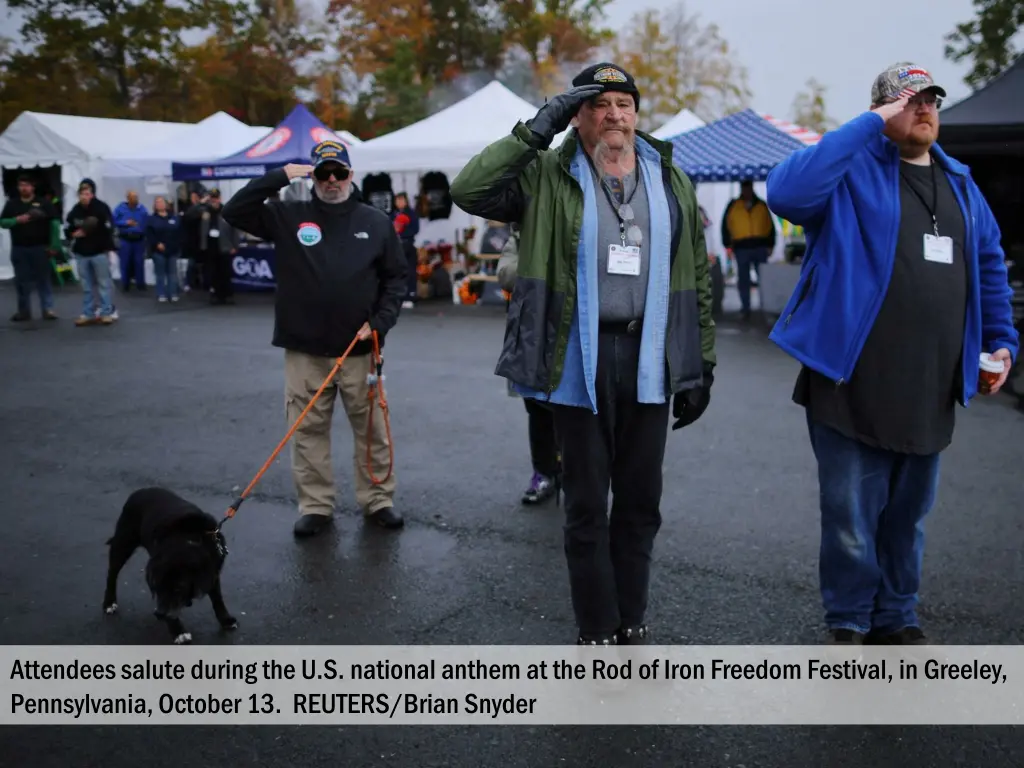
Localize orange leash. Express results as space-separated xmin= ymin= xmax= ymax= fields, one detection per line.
xmin=218 ymin=331 xmax=363 ymax=527
xmin=366 ymin=330 xmax=395 ymax=484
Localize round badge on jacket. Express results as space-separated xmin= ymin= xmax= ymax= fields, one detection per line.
xmin=297 ymin=222 xmax=322 ymax=246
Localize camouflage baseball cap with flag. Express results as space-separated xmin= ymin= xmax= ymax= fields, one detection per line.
xmin=871 ymin=62 xmax=947 ymax=105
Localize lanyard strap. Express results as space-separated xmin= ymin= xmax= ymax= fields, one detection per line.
xmin=900 ymin=158 xmax=939 ymax=236
xmin=586 ymin=153 xmax=640 ymax=244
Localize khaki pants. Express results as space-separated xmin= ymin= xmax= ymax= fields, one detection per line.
xmin=284 ymin=349 xmax=396 ymax=516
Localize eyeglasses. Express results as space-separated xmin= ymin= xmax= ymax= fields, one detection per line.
xmin=888 ymin=94 xmax=942 ymax=110
xmin=313 ymin=164 xmax=351 ymax=182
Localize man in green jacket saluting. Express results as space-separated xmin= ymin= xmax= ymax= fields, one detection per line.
xmin=451 ymin=63 xmax=717 ymax=645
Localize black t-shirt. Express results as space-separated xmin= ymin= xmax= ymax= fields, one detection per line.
xmin=795 ymin=154 xmax=968 ymax=455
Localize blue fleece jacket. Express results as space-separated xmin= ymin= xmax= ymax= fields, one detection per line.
xmin=113 ymin=202 xmax=148 ymax=237
xmin=766 ymin=110 xmax=1019 ymax=406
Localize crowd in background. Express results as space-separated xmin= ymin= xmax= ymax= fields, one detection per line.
xmin=0 ymin=175 xmax=247 ymax=326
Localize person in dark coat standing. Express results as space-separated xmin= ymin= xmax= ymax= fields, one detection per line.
xmin=145 ymin=196 xmax=182 ymax=302
xmin=221 ymin=140 xmax=408 ymax=538
xmin=1 ymin=174 xmax=58 ymax=321
xmin=391 ymin=192 xmax=420 ymax=308
xmin=66 ymin=179 xmax=117 ymax=325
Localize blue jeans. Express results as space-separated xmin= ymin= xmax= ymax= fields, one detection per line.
xmin=76 ymin=254 xmax=115 ymax=317
xmin=152 ymin=251 xmax=179 ymax=299
xmin=11 ymin=245 xmax=53 ymax=316
xmin=807 ymin=415 xmax=941 ymax=635
xmin=733 ymin=246 xmax=768 ymax=313
xmin=118 ymin=238 xmax=146 ymax=289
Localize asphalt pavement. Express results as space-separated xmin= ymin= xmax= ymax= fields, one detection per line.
xmin=2 ymin=284 xmax=1022 ymax=767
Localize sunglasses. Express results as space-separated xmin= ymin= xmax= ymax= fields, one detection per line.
xmin=313 ymin=164 xmax=351 ymax=182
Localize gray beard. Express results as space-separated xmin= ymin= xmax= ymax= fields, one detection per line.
xmin=317 ymin=184 xmax=351 ymax=204
xmin=593 ymin=139 xmax=636 ymax=178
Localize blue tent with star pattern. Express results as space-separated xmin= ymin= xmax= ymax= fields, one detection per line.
xmin=666 ymin=108 xmax=815 ymax=183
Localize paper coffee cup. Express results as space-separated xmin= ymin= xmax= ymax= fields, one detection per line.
xmin=978 ymin=352 xmax=1004 ymax=392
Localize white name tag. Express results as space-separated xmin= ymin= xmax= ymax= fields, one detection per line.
xmin=608 ymin=244 xmax=641 ymax=276
xmin=923 ymin=234 xmax=953 ymax=264
xmin=209 ymin=228 xmax=220 ymax=238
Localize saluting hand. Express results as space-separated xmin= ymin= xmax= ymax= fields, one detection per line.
xmin=871 ymin=94 xmax=911 ymax=122
xmin=284 ymin=164 xmax=314 ymax=181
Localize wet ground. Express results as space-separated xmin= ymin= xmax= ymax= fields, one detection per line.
xmin=2 ymin=285 xmax=1022 ymax=767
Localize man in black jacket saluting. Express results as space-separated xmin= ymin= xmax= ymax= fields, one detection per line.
xmin=222 ymin=140 xmax=408 ymax=537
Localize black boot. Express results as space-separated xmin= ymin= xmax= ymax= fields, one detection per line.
xmin=576 ymin=633 xmax=617 ymax=645
xmin=368 ymin=507 xmax=404 ymax=529
xmin=293 ymin=513 xmax=332 ymax=538
xmin=616 ymin=624 xmax=649 ymax=645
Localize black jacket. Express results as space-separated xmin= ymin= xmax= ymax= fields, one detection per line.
xmin=65 ymin=199 xmax=115 ymax=256
xmin=222 ymin=168 xmax=407 ymax=358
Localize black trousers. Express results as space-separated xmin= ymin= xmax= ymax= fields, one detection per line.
xmin=523 ymin=397 xmax=560 ymax=477
xmin=402 ymin=239 xmax=418 ymax=301
xmin=550 ymin=331 xmax=670 ymax=639
xmin=203 ymin=249 xmax=234 ymax=300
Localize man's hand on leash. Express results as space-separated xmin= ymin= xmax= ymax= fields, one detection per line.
xmin=356 ymin=321 xmax=372 ymax=341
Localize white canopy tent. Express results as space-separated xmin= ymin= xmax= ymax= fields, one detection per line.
xmin=0 ymin=111 xmax=194 ymax=278
xmin=103 ymin=112 xmax=270 ymax=178
xmin=347 ymin=80 xmax=572 ymax=249
xmin=101 ymin=111 xmax=273 ymax=208
xmin=348 ymin=80 xmax=566 ymax=174
xmin=651 ymin=108 xmax=705 ymax=139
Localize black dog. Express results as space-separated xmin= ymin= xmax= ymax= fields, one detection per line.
xmin=103 ymin=487 xmax=238 ymax=644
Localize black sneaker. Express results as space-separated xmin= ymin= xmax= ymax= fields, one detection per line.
xmin=10 ymin=312 xmax=30 ymax=322
xmin=522 ymin=472 xmax=558 ymax=505
xmin=867 ymin=626 xmax=927 ymax=645
xmin=826 ymin=628 xmax=865 ymax=645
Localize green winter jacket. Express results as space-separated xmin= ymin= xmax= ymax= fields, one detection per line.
xmin=450 ymin=123 xmax=716 ymax=399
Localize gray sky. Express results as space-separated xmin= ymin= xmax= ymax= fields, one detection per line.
xmin=600 ymin=0 xmax=989 ymax=124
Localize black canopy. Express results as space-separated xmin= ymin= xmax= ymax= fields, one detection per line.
xmin=939 ymin=55 xmax=1024 ymax=154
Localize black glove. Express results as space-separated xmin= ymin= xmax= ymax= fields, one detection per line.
xmin=525 ymin=85 xmax=604 ymax=148
xmin=671 ymin=367 xmax=714 ymax=431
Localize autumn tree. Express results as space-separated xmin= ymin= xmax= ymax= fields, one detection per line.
xmin=188 ymin=0 xmax=326 ymax=126
xmin=499 ymin=0 xmax=614 ymax=99
xmin=4 ymin=0 xmax=208 ymax=118
xmin=790 ymin=78 xmax=836 ymax=135
xmin=944 ymin=0 xmax=1024 ymax=90
xmin=610 ymin=2 xmax=752 ymax=131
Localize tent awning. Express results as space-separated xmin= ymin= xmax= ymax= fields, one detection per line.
xmin=0 ymin=111 xmax=194 ymax=168
xmin=172 ymin=104 xmax=359 ymax=181
xmin=104 ymin=112 xmax=272 ymax=177
xmin=939 ymin=55 xmax=1024 ymax=128
xmin=670 ymin=108 xmax=818 ymax=182
xmin=347 ymin=80 xmax=569 ymax=174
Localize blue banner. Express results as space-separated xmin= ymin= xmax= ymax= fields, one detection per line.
xmin=231 ymin=244 xmax=276 ymax=291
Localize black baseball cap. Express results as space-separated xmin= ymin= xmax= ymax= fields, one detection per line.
xmin=572 ymin=62 xmax=640 ymax=109
xmin=310 ymin=140 xmax=351 ymax=169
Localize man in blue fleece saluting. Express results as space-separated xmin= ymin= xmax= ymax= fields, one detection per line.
xmin=767 ymin=62 xmax=1018 ymax=646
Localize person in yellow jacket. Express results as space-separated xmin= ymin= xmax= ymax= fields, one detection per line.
xmin=720 ymin=180 xmax=776 ymax=319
